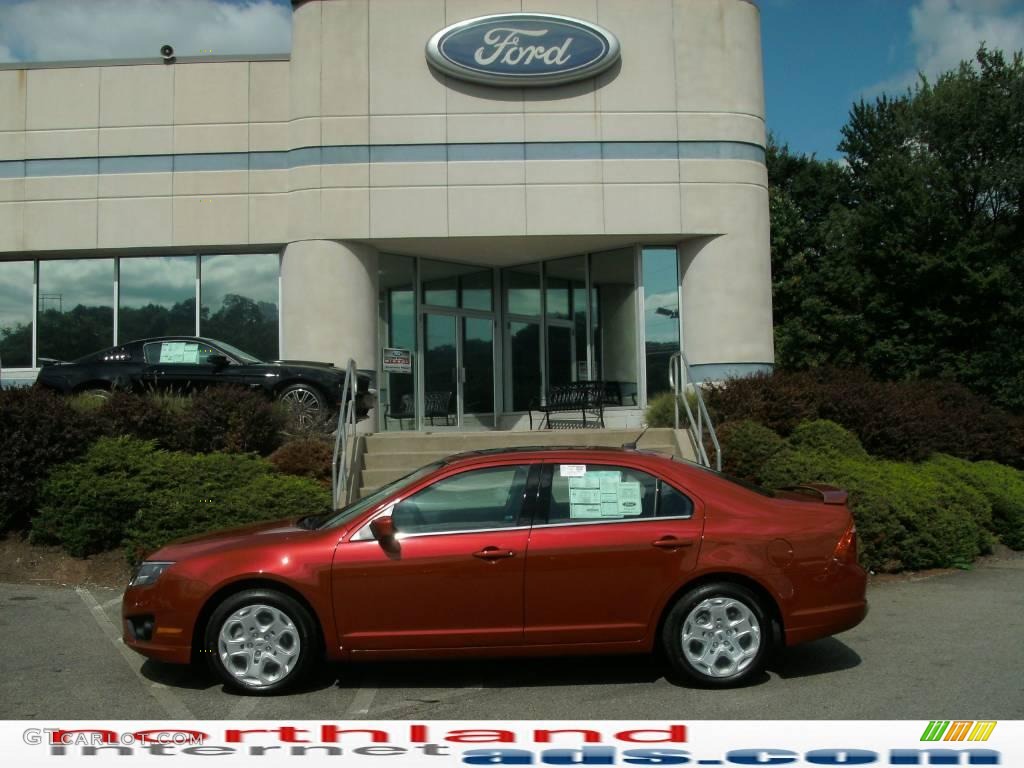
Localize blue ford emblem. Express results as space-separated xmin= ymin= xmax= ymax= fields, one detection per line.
xmin=426 ymin=13 xmax=621 ymax=87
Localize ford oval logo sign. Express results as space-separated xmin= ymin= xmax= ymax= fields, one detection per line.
xmin=426 ymin=13 xmax=621 ymax=87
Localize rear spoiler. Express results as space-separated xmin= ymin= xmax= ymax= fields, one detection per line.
xmin=780 ymin=483 xmax=848 ymax=505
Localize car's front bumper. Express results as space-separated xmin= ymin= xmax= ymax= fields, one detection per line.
xmin=122 ymin=584 xmax=194 ymax=665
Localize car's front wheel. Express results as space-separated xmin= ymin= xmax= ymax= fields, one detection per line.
xmin=204 ymin=589 xmax=318 ymax=694
xmin=661 ymin=582 xmax=770 ymax=687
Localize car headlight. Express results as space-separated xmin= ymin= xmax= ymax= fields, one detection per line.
xmin=129 ymin=561 xmax=175 ymax=587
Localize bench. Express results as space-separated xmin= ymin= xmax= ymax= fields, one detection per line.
xmin=529 ymin=381 xmax=606 ymax=430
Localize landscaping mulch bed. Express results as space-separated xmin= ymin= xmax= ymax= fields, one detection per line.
xmin=0 ymin=535 xmax=130 ymax=589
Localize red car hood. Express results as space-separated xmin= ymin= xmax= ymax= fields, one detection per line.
xmin=148 ymin=518 xmax=307 ymax=561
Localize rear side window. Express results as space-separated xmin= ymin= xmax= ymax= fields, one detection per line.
xmin=542 ymin=464 xmax=693 ymax=524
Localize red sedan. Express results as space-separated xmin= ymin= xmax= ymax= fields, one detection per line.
xmin=122 ymin=447 xmax=867 ymax=693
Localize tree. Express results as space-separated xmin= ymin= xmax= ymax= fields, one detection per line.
xmin=771 ymin=47 xmax=1024 ymax=410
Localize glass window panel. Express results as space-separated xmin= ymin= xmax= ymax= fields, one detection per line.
xmin=545 ymin=277 xmax=571 ymax=320
xmin=463 ymin=316 xmax=494 ymax=415
xmin=507 ymin=320 xmax=541 ymax=411
xmin=394 ymin=465 xmax=530 ymax=535
xmin=544 ymin=464 xmax=658 ymax=524
xmin=379 ymin=253 xmax=416 ymax=431
xmin=118 ymin=255 xmax=196 ymax=342
xmin=590 ymin=248 xmax=637 ymax=405
xmin=38 ymin=258 xmax=114 ymax=362
xmin=421 ymin=259 xmax=493 ymax=311
xmin=0 ymin=261 xmax=34 ymax=368
xmin=504 ymin=263 xmax=540 ymax=317
xmin=200 ymin=254 xmax=279 ymax=361
xmin=642 ymin=246 xmax=681 ymax=400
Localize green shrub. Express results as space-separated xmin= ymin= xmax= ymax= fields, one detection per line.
xmin=0 ymin=387 xmax=104 ymax=532
xmin=717 ymin=420 xmax=785 ymax=484
xmin=761 ymin=444 xmax=986 ymax=572
xmin=31 ymin=437 xmax=329 ymax=560
xmin=124 ymin=474 xmax=330 ymax=564
xmin=788 ymin=420 xmax=869 ymax=460
xmin=99 ymin=390 xmax=184 ymax=446
xmin=177 ymin=386 xmax=286 ymax=455
xmin=269 ymin=438 xmax=334 ymax=485
xmin=645 ymin=391 xmax=678 ymax=428
xmin=926 ymin=455 xmax=1024 ymax=549
xmin=704 ymin=368 xmax=1022 ymax=466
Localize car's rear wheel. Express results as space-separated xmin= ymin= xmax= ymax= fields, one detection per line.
xmin=204 ymin=589 xmax=317 ymax=694
xmin=277 ymin=384 xmax=326 ymax=428
xmin=661 ymin=582 xmax=769 ymax=687
xmin=80 ymin=387 xmax=111 ymax=401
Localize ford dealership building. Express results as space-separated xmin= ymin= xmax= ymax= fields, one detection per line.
xmin=0 ymin=0 xmax=772 ymax=431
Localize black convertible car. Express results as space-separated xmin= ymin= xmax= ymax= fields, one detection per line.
xmin=35 ymin=336 xmax=375 ymax=425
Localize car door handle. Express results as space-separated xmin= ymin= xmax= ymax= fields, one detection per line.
xmin=473 ymin=547 xmax=516 ymax=561
xmin=652 ymin=536 xmax=694 ymax=550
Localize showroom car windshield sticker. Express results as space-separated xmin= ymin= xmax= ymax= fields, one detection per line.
xmin=159 ymin=342 xmax=199 ymax=364
xmin=426 ymin=13 xmax=621 ymax=87
xmin=567 ymin=471 xmax=642 ymax=518
xmin=560 ymin=464 xmax=587 ymax=478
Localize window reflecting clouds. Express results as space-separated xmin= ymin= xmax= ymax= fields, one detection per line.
xmin=0 ymin=261 xmax=33 ymax=368
xmin=119 ymin=255 xmax=197 ymax=341
xmin=642 ymin=246 xmax=681 ymax=399
xmin=201 ymin=254 xmax=279 ymax=360
xmin=38 ymin=258 xmax=114 ymax=362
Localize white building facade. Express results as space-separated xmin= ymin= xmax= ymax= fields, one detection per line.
xmin=0 ymin=0 xmax=772 ymax=431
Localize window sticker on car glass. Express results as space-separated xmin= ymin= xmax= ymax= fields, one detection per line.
xmin=158 ymin=342 xmax=200 ymax=364
xmin=568 ymin=470 xmax=630 ymax=518
xmin=560 ymin=464 xmax=587 ymax=478
xmin=616 ymin=481 xmax=643 ymax=516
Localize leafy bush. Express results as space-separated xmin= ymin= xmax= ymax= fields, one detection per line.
xmin=925 ymin=455 xmax=1024 ymax=549
xmin=31 ymin=437 xmax=329 ymax=560
xmin=0 ymin=388 xmax=103 ymax=532
xmin=124 ymin=474 xmax=330 ymax=564
xmin=176 ymin=386 xmax=286 ymax=455
xmin=99 ymin=391 xmax=183 ymax=445
xmin=787 ymin=419 xmax=869 ymax=460
xmin=645 ymin=391 xmax=678 ymax=428
xmin=269 ymin=439 xmax=334 ymax=485
xmin=760 ymin=427 xmax=991 ymax=572
xmin=704 ymin=368 xmax=1022 ymax=466
xmin=717 ymin=420 xmax=785 ymax=484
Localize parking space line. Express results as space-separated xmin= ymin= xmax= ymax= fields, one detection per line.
xmin=76 ymin=587 xmax=196 ymax=720
xmin=344 ymin=685 xmax=379 ymax=718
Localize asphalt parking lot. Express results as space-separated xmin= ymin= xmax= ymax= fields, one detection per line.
xmin=1 ymin=554 xmax=1022 ymax=721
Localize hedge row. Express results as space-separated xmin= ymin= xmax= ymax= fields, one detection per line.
xmin=719 ymin=419 xmax=1024 ymax=572
xmin=0 ymin=387 xmax=287 ymax=533
xmin=703 ymin=368 xmax=1024 ymax=467
xmin=31 ymin=437 xmax=331 ymax=564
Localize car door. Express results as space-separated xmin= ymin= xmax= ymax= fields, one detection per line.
xmin=523 ymin=460 xmax=704 ymax=646
xmin=142 ymin=339 xmax=228 ymax=394
xmin=332 ymin=463 xmax=538 ymax=651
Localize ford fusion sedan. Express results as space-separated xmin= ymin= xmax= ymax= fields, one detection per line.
xmin=122 ymin=447 xmax=867 ymax=693
xmin=34 ymin=336 xmax=374 ymax=425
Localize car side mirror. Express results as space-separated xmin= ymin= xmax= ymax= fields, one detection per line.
xmin=207 ymin=354 xmax=229 ymax=368
xmin=369 ymin=516 xmax=396 ymax=542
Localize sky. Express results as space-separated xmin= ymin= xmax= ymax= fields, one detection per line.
xmin=0 ymin=0 xmax=1022 ymax=160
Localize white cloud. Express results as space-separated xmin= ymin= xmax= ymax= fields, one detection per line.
xmin=0 ymin=0 xmax=291 ymax=63
xmin=866 ymin=0 xmax=1024 ymax=97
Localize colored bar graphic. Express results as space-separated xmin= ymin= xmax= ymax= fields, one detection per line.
xmin=921 ymin=720 xmax=996 ymax=742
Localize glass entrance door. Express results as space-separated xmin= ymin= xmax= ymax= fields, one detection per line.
xmin=422 ymin=311 xmax=495 ymax=429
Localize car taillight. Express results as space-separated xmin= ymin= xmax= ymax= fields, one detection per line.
xmin=832 ymin=520 xmax=857 ymax=565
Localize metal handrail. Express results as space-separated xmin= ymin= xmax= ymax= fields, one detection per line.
xmin=331 ymin=359 xmax=360 ymax=510
xmin=668 ymin=351 xmax=721 ymax=471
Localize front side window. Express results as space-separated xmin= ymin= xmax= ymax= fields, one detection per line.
xmin=392 ymin=465 xmax=531 ymax=535
xmin=543 ymin=463 xmax=693 ymax=524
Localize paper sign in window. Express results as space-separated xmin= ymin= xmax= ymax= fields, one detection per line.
xmin=560 ymin=464 xmax=587 ymax=478
xmin=159 ymin=342 xmax=199 ymax=364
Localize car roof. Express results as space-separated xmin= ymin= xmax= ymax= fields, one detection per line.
xmin=441 ymin=445 xmax=685 ymax=467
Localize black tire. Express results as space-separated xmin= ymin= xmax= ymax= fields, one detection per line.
xmin=204 ymin=589 xmax=319 ymax=694
xmin=661 ymin=582 xmax=771 ymax=687
xmin=277 ymin=383 xmax=327 ymax=428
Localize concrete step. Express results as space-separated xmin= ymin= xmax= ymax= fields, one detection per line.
xmin=362 ymin=451 xmax=452 ymax=470
xmin=361 ymin=466 xmax=427 ymax=488
xmin=363 ymin=428 xmax=676 ymax=454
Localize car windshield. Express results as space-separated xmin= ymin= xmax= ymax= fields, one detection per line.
xmin=314 ymin=461 xmax=445 ymax=530
xmin=210 ymin=340 xmax=262 ymax=364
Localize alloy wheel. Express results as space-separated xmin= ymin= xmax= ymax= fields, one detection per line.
xmin=217 ymin=604 xmax=302 ymax=689
xmin=680 ymin=596 xmax=761 ymax=678
xmin=280 ymin=387 xmax=323 ymax=428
